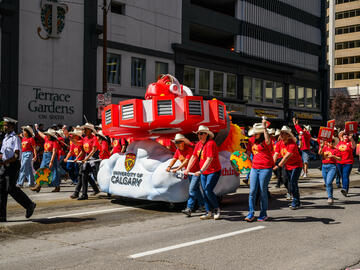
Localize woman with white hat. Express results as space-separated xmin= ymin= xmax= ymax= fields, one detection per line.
xmin=31 ymin=128 xmax=60 ymax=192
xmin=293 ymin=118 xmax=312 ymax=178
xmin=96 ymin=131 xmax=110 ymax=160
xmin=336 ymin=130 xmax=356 ymax=197
xmin=273 ymin=126 xmax=303 ymax=210
xmin=167 ymin=134 xmax=204 ymax=217
xmin=184 ymin=125 xmax=222 ymax=220
xmin=244 ymin=119 xmax=274 ymax=222
xmin=17 ymin=126 xmax=37 ymax=187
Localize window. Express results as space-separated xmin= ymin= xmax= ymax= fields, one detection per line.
xmin=275 ymin=83 xmax=283 ymax=104
xmin=254 ymin=79 xmax=262 ymax=102
xmin=314 ymin=89 xmax=320 ymax=109
xmin=199 ymin=69 xmax=210 ymax=96
xmin=335 ymin=24 xmax=360 ymax=35
xmin=265 ymin=81 xmax=273 ymax=103
xmin=213 ymin=72 xmax=224 ymax=97
xmin=107 ymin=53 xmax=121 ymax=85
xmin=155 ymin=62 xmax=168 ymax=80
xmin=184 ymin=66 xmax=195 ymax=91
xmin=131 ymin=57 xmax=146 ymax=87
xmin=298 ymin=87 xmax=305 ymax=108
xmin=226 ymin=74 xmax=236 ymax=98
xmin=306 ymin=88 xmax=313 ymax=108
xmin=111 ymin=1 xmax=125 ymax=15
xmin=243 ymin=77 xmax=252 ymax=101
xmin=336 ymin=8 xmax=360 ymax=20
xmin=289 ymin=85 xmax=296 ymax=107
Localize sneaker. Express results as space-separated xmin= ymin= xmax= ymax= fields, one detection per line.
xmin=213 ymin=208 xmax=221 ymax=220
xmin=286 ymin=193 xmax=292 ymax=201
xmin=70 ymin=193 xmax=79 ymax=199
xmin=16 ymin=184 xmax=23 ymax=188
xmin=245 ymin=213 xmax=255 ymax=222
xmin=92 ymin=190 xmax=100 ymax=196
xmin=77 ymin=195 xmax=88 ymax=200
xmin=243 ymin=179 xmax=249 ymax=185
xmin=341 ymin=189 xmax=348 ymax=197
xmin=200 ymin=212 xmax=212 ymax=220
xmin=289 ymin=204 xmax=301 ymax=210
xmin=327 ymin=198 xmax=334 ymax=205
xmin=303 ymin=173 xmax=308 ymax=178
xmin=181 ymin=208 xmax=192 ymax=217
xmin=25 ymin=203 xmax=36 ymax=219
xmin=300 ymin=171 xmax=305 ymax=177
xmin=257 ymin=216 xmax=268 ymax=222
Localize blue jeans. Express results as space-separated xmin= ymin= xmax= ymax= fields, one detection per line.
xmin=187 ymin=175 xmax=204 ymax=210
xmin=301 ymin=150 xmax=310 ymax=164
xmin=40 ymin=152 xmax=59 ymax=187
xmin=58 ymin=155 xmax=67 ymax=177
xmin=322 ymin=164 xmax=337 ymax=199
xmin=66 ymin=156 xmax=79 ymax=183
xmin=200 ymin=171 xmax=221 ymax=212
xmin=337 ymin=163 xmax=353 ymax=192
xmin=248 ymin=168 xmax=272 ymax=217
xmin=335 ymin=166 xmax=341 ymax=186
xmin=286 ymin=167 xmax=302 ymax=207
xmin=17 ymin=152 xmax=35 ymax=186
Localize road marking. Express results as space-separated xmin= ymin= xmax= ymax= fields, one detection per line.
xmin=47 ymin=204 xmax=153 ymax=219
xmin=129 ymin=225 xmax=265 ymax=259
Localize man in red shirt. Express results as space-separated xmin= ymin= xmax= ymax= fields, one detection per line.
xmin=111 ymin=138 xmax=127 ymax=155
xmin=293 ymin=118 xmax=312 ymax=178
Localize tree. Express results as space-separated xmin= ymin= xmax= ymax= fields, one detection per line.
xmin=329 ymin=90 xmax=353 ymax=129
xmin=350 ymin=97 xmax=360 ymax=123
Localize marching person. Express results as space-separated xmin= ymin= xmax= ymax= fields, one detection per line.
xmin=244 ymin=120 xmax=274 ymax=222
xmin=319 ymin=139 xmax=341 ymax=205
xmin=274 ymin=126 xmax=303 ymax=210
xmin=0 ymin=117 xmax=36 ymax=222
xmin=17 ymin=126 xmax=37 ymax=187
xmin=64 ymin=128 xmax=84 ymax=186
xmin=167 ymin=134 xmax=204 ymax=217
xmin=56 ymin=129 xmax=68 ymax=180
xmin=71 ymin=123 xmax=100 ymax=200
xmin=185 ymin=125 xmax=221 ymax=220
xmin=96 ymin=130 xmax=110 ymax=160
xmin=31 ymin=128 xmax=60 ymax=192
xmin=336 ymin=130 xmax=355 ymax=197
xmin=110 ymin=137 xmax=127 ymax=155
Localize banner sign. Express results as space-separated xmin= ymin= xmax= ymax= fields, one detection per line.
xmin=318 ymin=127 xmax=334 ymax=142
xmin=345 ymin=121 xmax=358 ymax=133
xmin=327 ymin=119 xmax=335 ymax=129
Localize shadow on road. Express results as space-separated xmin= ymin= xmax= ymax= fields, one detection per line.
xmin=268 ymin=216 xmax=339 ymax=225
xmin=31 ymin=217 xmax=96 ymax=224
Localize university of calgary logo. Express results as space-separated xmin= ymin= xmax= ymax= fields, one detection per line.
xmin=38 ymin=0 xmax=69 ymax=40
xmin=338 ymin=145 xmax=347 ymax=152
xmin=125 ymin=153 xmax=136 ymax=172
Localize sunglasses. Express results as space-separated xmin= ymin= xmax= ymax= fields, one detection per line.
xmin=174 ymin=141 xmax=183 ymax=144
xmin=198 ymin=132 xmax=206 ymax=135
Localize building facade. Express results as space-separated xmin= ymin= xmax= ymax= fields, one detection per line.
xmin=327 ymin=0 xmax=360 ymax=97
xmin=0 ymin=0 xmax=328 ymax=128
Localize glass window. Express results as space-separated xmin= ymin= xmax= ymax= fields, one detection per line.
xmin=265 ymin=81 xmax=273 ymax=103
xmin=184 ymin=66 xmax=195 ymax=91
xmin=213 ymin=72 xmax=224 ymax=97
xmin=107 ymin=53 xmax=121 ymax=85
xmin=306 ymin=88 xmax=313 ymax=108
xmin=335 ymin=73 xmax=342 ymax=80
xmin=314 ymin=89 xmax=320 ymax=109
xmin=289 ymin=85 xmax=296 ymax=107
xmin=275 ymin=83 xmax=283 ymax=104
xmin=199 ymin=69 xmax=210 ymax=96
xmin=254 ymin=79 xmax=262 ymax=102
xmin=155 ymin=62 xmax=168 ymax=80
xmin=226 ymin=74 xmax=236 ymax=98
xmin=298 ymin=87 xmax=305 ymax=108
xmin=131 ymin=57 xmax=146 ymax=87
xmin=111 ymin=2 xmax=125 ymax=15
xmin=243 ymin=76 xmax=252 ymax=101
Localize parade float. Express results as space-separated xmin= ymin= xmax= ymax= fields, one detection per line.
xmin=98 ymin=74 xmax=249 ymax=203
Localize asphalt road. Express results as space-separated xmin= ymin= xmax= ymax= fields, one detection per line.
xmin=1 ymin=173 xmax=360 ymax=270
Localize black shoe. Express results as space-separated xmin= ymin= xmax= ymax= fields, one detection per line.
xmin=26 ymin=203 xmax=36 ymax=219
xmin=70 ymin=193 xmax=79 ymax=199
xmin=0 ymin=217 xmax=6 ymax=222
xmin=181 ymin=208 xmax=192 ymax=217
xmin=92 ymin=190 xmax=100 ymax=196
xmin=77 ymin=195 xmax=88 ymax=200
xmin=341 ymin=189 xmax=348 ymax=197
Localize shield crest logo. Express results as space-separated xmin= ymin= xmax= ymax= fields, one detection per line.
xmin=125 ymin=153 xmax=136 ymax=172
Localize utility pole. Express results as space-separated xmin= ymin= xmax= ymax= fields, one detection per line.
xmin=103 ymin=0 xmax=108 ymax=93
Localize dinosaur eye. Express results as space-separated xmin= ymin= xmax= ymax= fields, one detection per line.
xmin=166 ymin=82 xmax=171 ymax=85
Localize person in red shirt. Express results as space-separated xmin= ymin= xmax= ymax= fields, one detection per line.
xmin=156 ymin=137 xmax=176 ymax=152
xmin=274 ymin=126 xmax=303 ymax=210
xmin=31 ymin=128 xmax=60 ymax=192
xmin=336 ymin=131 xmax=356 ymax=197
xmin=244 ymin=120 xmax=274 ymax=222
xmin=111 ymin=137 xmax=127 ymax=155
xmin=96 ymin=131 xmax=110 ymax=160
xmin=167 ymin=134 xmax=204 ymax=217
xmin=17 ymin=126 xmax=37 ymax=187
xmin=64 ymin=129 xmax=84 ymax=186
xmin=71 ymin=123 xmax=100 ymax=200
xmin=56 ymin=130 xmax=68 ymax=180
xmin=185 ymin=125 xmax=221 ymax=220
xmin=319 ymin=139 xmax=341 ymax=204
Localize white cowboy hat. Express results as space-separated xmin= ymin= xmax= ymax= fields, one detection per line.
xmin=69 ymin=128 xmax=83 ymax=138
xmin=248 ymin=128 xmax=254 ymax=137
xmin=252 ymin=123 xmax=265 ymax=134
xmin=303 ymin=125 xmax=312 ymax=131
xmin=172 ymin=133 xmax=191 ymax=145
xmin=280 ymin=126 xmax=292 ymax=134
xmin=56 ymin=129 xmax=65 ymax=138
xmin=274 ymin=129 xmax=281 ymax=136
xmin=194 ymin=125 xmax=214 ymax=139
xmin=339 ymin=130 xmax=347 ymax=137
xmin=96 ymin=124 xmax=102 ymax=129
xmin=96 ymin=130 xmax=107 ymax=140
xmin=44 ymin=128 xmax=57 ymax=139
xmin=81 ymin=123 xmax=97 ymax=134
xmin=21 ymin=125 xmax=35 ymax=137
xmin=267 ymin=128 xmax=275 ymax=135
xmin=3 ymin=117 xmax=18 ymax=124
